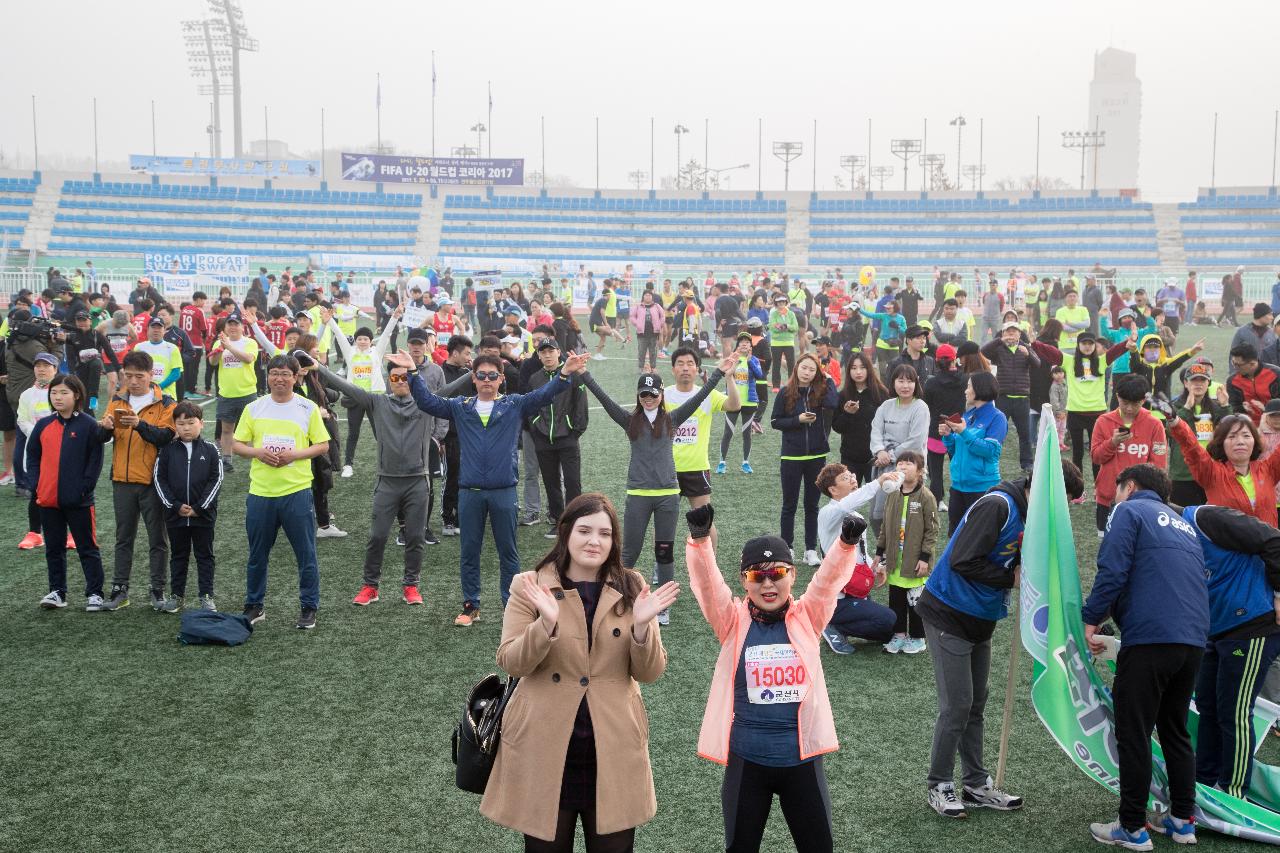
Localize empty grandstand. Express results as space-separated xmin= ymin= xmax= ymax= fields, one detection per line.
xmin=1180 ymin=187 xmax=1280 ymax=269
xmin=0 ymin=175 xmax=38 ymax=251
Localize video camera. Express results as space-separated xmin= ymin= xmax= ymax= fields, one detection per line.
xmin=9 ymin=315 xmax=63 ymax=343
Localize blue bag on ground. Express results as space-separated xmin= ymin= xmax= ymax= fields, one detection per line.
xmin=178 ymin=610 xmax=254 ymax=646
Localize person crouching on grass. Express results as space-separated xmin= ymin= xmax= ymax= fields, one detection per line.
xmin=152 ymin=401 xmax=223 ymax=613
xmin=685 ymin=503 xmax=866 ymax=853
xmin=480 ymin=493 xmax=676 ymax=852
xmin=32 ymin=375 xmax=113 ymax=611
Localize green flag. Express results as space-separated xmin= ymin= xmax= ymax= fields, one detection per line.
xmin=1019 ymin=406 xmax=1280 ymax=844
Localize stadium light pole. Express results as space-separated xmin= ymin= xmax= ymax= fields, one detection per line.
xmin=674 ymin=124 xmax=689 ymax=188
xmin=92 ymin=97 xmax=99 ymax=173
xmin=890 ymin=139 xmax=922 ymax=191
xmin=812 ymin=119 xmax=819 ymax=192
xmin=963 ymin=164 xmax=987 ymax=190
xmin=320 ymin=107 xmax=326 ymax=181
xmin=183 ymin=18 xmax=231 ymax=160
xmin=921 ymin=154 xmax=946 ymax=190
xmin=471 ymin=123 xmax=487 ymax=158
xmin=757 ymin=118 xmax=763 ymax=191
xmin=1272 ymin=109 xmax=1278 ymax=187
xmin=1061 ymin=129 xmax=1105 ymax=190
xmin=264 ymin=106 xmax=269 ymax=155
xmin=949 ymin=116 xmax=966 ymax=186
xmin=921 ymin=117 xmax=928 ymax=191
xmin=594 ymin=117 xmax=599 ymax=190
xmin=1211 ymin=112 xmax=1219 ymax=189
xmin=978 ymin=117 xmax=985 ymax=191
xmin=31 ymin=95 xmax=38 ymax=171
xmin=540 ymin=116 xmax=546 ymax=189
xmin=151 ymin=100 xmax=157 ymax=157
xmin=1035 ymin=114 xmax=1041 ymax=191
xmin=629 ymin=170 xmax=648 ymax=190
xmin=870 ymin=165 xmax=893 ymax=190
xmin=772 ymin=141 xmax=803 ymax=191
xmin=839 ymin=154 xmax=865 ymax=191
xmin=207 ymin=0 xmax=257 ymax=158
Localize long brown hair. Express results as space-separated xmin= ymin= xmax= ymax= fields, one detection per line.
xmin=1038 ymin=318 xmax=1063 ymax=345
xmin=783 ymin=353 xmax=829 ymax=411
xmin=538 ymin=493 xmax=639 ymax=615
xmin=840 ymin=351 xmax=888 ymax=404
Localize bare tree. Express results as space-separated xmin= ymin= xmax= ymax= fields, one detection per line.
xmin=992 ymin=174 xmax=1072 ymax=191
xmin=525 ymin=170 xmax=579 ymax=188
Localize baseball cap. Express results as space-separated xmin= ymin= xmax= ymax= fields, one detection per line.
xmin=1182 ymin=362 xmax=1212 ymax=382
xmin=813 ymin=335 xmax=832 ymax=345
xmin=746 ymin=316 xmax=764 ymax=330
xmin=148 ymin=318 xmax=164 ymax=327
xmin=935 ymin=344 xmax=958 ymax=360
xmin=904 ymin=325 xmax=929 ymax=339
xmin=1265 ymin=399 xmax=1280 ymax=415
xmin=1076 ymin=332 xmax=1096 ymax=345
xmin=1256 ymin=302 xmax=1274 ymax=320
xmin=740 ymin=535 xmax=794 ymax=571
xmin=33 ymin=352 xmax=59 ymax=368
xmin=736 ymin=331 xmax=753 ymax=343
xmin=1117 ymin=309 xmax=1136 ymax=321
xmin=73 ymin=310 xmax=90 ymax=321
xmin=406 ymin=328 xmax=430 ymax=344
xmin=1002 ymin=321 xmax=1022 ymax=331
xmin=223 ymin=313 xmax=242 ymax=325
xmin=535 ymin=337 xmax=560 ymax=352
xmin=637 ymin=373 xmax=664 ymax=396
xmin=773 ymin=293 xmax=789 ymax=303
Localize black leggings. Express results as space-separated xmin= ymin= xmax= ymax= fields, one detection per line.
xmin=889 ymin=584 xmax=925 ymax=638
xmin=722 ymin=753 xmax=832 ymax=853
xmin=770 ymin=346 xmax=795 ymax=386
xmin=780 ymin=457 xmax=825 ymax=551
xmin=523 ymin=808 xmax=635 ymax=853
xmin=1066 ymin=410 xmax=1102 ymax=479
xmin=720 ymin=409 xmax=754 ymax=463
xmin=344 ymin=405 xmax=366 ymax=466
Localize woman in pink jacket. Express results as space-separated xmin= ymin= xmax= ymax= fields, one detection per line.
xmin=685 ymin=503 xmax=863 ymax=853
xmin=630 ymin=290 xmax=667 ymax=372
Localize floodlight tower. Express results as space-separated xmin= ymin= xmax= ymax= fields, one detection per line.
xmin=1061 ymin=129 xmax=1107 ymax=190
xmin=183 ymin=19 xmax=233 ymax=158
xmin=205 ymin=0 xmax=258 ymax=158
xmin=839 ymin=154 xmax=865 ymax=190
xmin=870 ymin=165 xmax=894 ymax=189
xmin=962 ymin=164 xmax=987 ymax=190
xmin=629 ymin=170 xmax=648 ymax=189
xmin=772 ymin=141 xmax=803 ymax=190
xmin=890 ymin=139 xmax=922 ymax=191
xmin=673 ymin=124 xmax=690 ymax=187
xmin=921 ymin=153 xmax=946 ymax=190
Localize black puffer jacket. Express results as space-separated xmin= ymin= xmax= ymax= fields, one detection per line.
xmin=924 ymin=368 xmax=968 ymax=441
xmin=830 ymin=384 xmax=887 ymax=468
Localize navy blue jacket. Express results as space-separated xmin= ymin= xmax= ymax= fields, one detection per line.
xmin=153 ymin=437 xmax=224 ymax=527
xmin=1082 ymin=491 xmax=1209 ymax=647
xmin=1184 ymin=505 xmax=1280 ymax=640
xmin=408 ymin=369 xmax=569 ymax=490
xmin=771 ymin=377 xmax=839 ymax=458
xmin=28 ymin=411 xmax=111 ymax=509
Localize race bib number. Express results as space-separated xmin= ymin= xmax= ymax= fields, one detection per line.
xmin=152 ymin=363 xmax=165 ymax=381
xmin=109 ymin=337 xmax=129 ymax=354
xmin=673 ymin=418 xmax=698 ymax=445
xmin=438 ymin=332 xmax=451 ymax=346
xmin=262 ymin=434 xmax=297 ymax=456
xmin=1195 ymin=414 xmax=1214 ymax=444
xmin=744 ymin=644 xmax=809 ymax=705
xmin=222 ymin=351 xmax=242 ymax=369
xmin=78 ymin=348 xmax=100 ymax=361
xmin=352 ymin=363 xmax=373 ymax=381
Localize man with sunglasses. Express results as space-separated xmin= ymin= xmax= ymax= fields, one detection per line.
xmin=313 ymin=357 xmax=448 ymax=607
xmin=388 ymin=347 xmax=588 ymax=627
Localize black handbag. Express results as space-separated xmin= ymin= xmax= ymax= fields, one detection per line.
xmin=451 ymin=673 xmax=519 ymax=794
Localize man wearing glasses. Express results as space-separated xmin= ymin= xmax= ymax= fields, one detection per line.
xmin=388 ymin=348 xmax=588 ymax=626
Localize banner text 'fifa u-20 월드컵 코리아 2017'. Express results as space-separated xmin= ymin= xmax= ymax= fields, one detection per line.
xmin=339 ymin=152 xmax=524 ymax=186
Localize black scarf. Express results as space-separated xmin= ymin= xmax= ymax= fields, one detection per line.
xmin=747 ymin=598 xmax=790 ymax=625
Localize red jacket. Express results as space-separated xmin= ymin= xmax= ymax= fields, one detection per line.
xmin=1090 ymin=408 xmax=1169 ymax=506
xmin=1169 ymin=418 xmax=1280 ymax=526
xmin=1227 ymin=365 xmax=1280 ymax=425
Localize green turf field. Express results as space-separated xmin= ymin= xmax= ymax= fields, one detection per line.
xmin=0 ymin=320 xmax=1266 ymax=852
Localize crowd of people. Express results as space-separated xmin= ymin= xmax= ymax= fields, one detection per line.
xmin=9 ymin=260 xmax=1280 ymax=851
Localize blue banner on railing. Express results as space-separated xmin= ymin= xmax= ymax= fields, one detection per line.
xmin=340 ymin=152 xmax=523 ymax=186
xmin=130 ymin=155 xmax=320 ymax=178
xmin=144 ymin=253 xmax=249 ymax=276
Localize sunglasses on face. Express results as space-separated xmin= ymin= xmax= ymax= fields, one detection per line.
xmin=741 ymin=566 xmax=793 ymax=584
xmin=388 ymin=372 xmax=408 ymax=383
xmin=474 ymin=370 xmax=501 ymax=382
xmin=639 ymin=390 xmax=661 ymax=399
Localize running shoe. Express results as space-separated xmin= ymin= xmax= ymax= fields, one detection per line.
xmin=1146 ymin=813 xmax=1196 ymax=845
xmin=591 ymin=353 xmax=606 ymax=361
xmin=821 ymin=626 xmax=856 ymax=655
xmin=159 ymin=595 xmax=183 ymax=614
xmin=715 ymin=461 xmax=727 ymax=475
xmin=0 ymin=470 xmax=14 ymax=486
xmin=105 ymin=586 xmax=130 ymax=611
xmin=243 ymin=604 xmax=265 ymax=625
xmin=939 ymin=501 xmax=948 ymax=512
xmin=518 ymin=514 xmax=541 ymax=527
xmin=18 ymin=531 xmax=43 ymax=550
xmin=424 ymin=529 xmax=440 ymax=546
xmin=962 ymin=778 xmax=1023 ymax=810
xmin=1089 ymin=820 xmax=1153 ymax=851
xmin=402 ymin=586 xmax=424 ymax=606
xmin=901 ymin=637 xmax=927 ymax=655
xmin=442 ymin=524 xmax=460 ymax=537
xmin=883 ymin=635 xmax=906 ymax=654
xmin=296 ymin=608 xmax=318 ymax=630
xmin=804 ymin=549 xmax=820 ymax=567
xmin=149 ymin=589 xmax=165 ymax=610
xmin=199 ymin=594 xmax=217 ymax=611
xmin=66 ymin=533 xmax=76 ymax=550
xmin=39 ymin=590 xmax=67 ymax=609
xmin=396 ymin=529 xmax=406 ymax=546
xmin=352 ymin=585 xmax=379 ymax=606
xmin=317 ymin=524 xmax=348 ymax=538
xmin=455 ymin=602 xmax=480 ymax=627
xmin=928 ymin=783 xmax=968 ymax=819
xmin=340 ymin=464 xmax=354 ymax=478
xmin=741 ymin=461 xmax=754 ymax=474
xmin=85 ymin=594 xmax=106 ymax=612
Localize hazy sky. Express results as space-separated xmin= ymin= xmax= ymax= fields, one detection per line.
xmin=4 ymin=0 xmax=1279 ymax=201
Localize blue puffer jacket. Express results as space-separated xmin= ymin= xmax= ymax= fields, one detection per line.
xmin=1184 ymin=504 xmax=1280 ymax=639
xmin=942 ymin=400 xmax=1007 ymax=493
xmin=771 ymin=377 xmax=839 ymax=458
xmin=408 ymin=371 xmax=569 ymax=490
xmin=1082 ymin=491 xmax=1209 ymax=647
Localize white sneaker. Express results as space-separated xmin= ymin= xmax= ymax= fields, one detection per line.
xmin=902 ymin=637 xmax=927 ymax=655
xmin=591 ymin=353 xmax=606 ymax=361
xmin=883 ymin=635 xmax=906 ymax=654
xmin=0 ymin=471 xmax=14 ymax=486
xmin=1098 ymin=530 xmax=1105 ymax=539
xmin=442 ymin=524 xmax=460 ymax=537
xmin=340 ymin=464 xmax=354 ymax=478
xmin=962 ymin=777 xmax=1023 ymax=810
xmin=316 ymin=525 xmax=348 ymax=539
xmin=939 ymin=501 xmax=948 ymax=512
xmin=928 ymin=783 xmax=968 ymax=819
xmin=39 ymin=590 xmax=67 ymax=609
xmin=656 ymin=609 xmax=670 ymax=627
xmin=85 ymin=593 xmax=106 ymax=612
xmin=804 ymin=549 xmax=820 ymax=567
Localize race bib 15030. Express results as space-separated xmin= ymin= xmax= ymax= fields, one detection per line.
xmin=744 ymin=643 xmax=808 ymax=705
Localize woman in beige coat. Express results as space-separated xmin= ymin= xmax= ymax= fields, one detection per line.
xmin=481 ymin=492 xmax=679 ymax=851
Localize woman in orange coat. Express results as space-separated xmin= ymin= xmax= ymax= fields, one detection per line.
xmin=1162 ymin=401 xmax=1280 ymax=526
xmin=685 ymin=503 xmax=862 ymax=853
xmin=481 ymin=493 xmax=678 ymax=851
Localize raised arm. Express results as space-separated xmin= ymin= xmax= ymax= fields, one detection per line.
xmin=579 ymin=371 xmax=631 ymax=429
xmin=315 ymin=364 xmax=374 ymax=410
xmin=669 ymin=368 xmax=727 ymax=425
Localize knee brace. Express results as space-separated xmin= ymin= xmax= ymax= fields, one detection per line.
xmin=654 ymin=540 xmax=674 ymax=565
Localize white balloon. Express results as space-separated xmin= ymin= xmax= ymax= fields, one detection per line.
xmin=408 ymin=275 xmax=431 ymax=292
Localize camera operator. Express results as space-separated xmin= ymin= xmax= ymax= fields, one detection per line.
xmin=65 ymin=310 xmax=118 ymax=414
xmin=5 ymin=308 xmax=65 ymax=497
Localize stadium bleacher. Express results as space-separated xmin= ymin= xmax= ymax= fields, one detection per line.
xmin=1179 ymin=190 xmax=1280 ymax=267
xmin=808 ymin=194 xmax=1160 ymax=269
xmin=0 ymin=175 xmax=38 ymax=250
xmin=439 ymin=194 xmax=787 ymax=267
xmin=47 ymin=180 xmax=423 ymax=258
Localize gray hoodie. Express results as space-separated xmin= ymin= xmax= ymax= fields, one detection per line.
xmin=869 ymin=397 xmax=930 ymax=461
xmin=316 ymin=363 xmax=447 ymax=478
xmin=581 ymin=369 xmax=725 ymax=493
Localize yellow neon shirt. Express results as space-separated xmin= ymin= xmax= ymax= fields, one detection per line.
xmin=234 ymin=394 xmax=328 ymax=498
xmin=214 ymin=337 xmax=260 ymax=399
xmin=664 ymin=386 xmax=727 ymax=472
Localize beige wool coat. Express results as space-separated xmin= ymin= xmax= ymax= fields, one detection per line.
xmin=480 ymin=565 xmax=668 ymax=842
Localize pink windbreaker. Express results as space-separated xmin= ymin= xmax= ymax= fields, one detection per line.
xmin=686 ymin=536 xmax=855 ymax=765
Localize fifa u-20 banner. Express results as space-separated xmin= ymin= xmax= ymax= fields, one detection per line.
xmin=340 ymin=152 xmax=523 ymax=185
xmin=1020 ymin=407 xmax=1280 ymax=844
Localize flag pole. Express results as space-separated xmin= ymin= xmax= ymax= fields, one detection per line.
xmin=995 ymin=596 xmax=1022 ymax=789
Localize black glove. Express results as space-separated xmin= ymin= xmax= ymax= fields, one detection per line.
xmin=686 ymin=505 xmax=715 ymax=540
xmin=1147 ymin=392 xmax=1174 ymax=419
xmin=840 ymin=513 xmax=868 ymax=546
xmin=290 ymin=349 xmax=316 ymax=369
